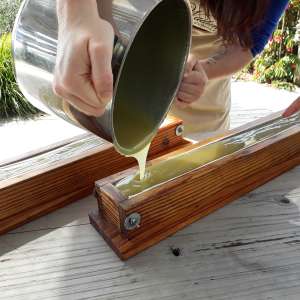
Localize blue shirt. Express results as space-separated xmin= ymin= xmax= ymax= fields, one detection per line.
xmin=251 ymin=0 xmax=289 ymax=56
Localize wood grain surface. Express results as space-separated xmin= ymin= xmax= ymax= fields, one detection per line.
xmin=0 ymin=117 xmax=188 ymax=234
xmin=91 ymin=114 xmax=300 ymax=260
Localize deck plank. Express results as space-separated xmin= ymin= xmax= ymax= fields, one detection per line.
xmin=0 ymin=165 xmax=299 ymax=300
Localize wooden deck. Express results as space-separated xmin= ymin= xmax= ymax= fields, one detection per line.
xmin=0 ymin=82 xmax=300 ymax=299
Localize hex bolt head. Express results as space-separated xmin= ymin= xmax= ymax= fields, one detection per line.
xmin=124 ymin=213 xmax=141 ymax=230
xmin=176 ymin=125 xmax=184 ymax=136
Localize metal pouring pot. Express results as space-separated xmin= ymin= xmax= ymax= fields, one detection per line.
xmin=12 ymin=0 xmax=192 ymax=156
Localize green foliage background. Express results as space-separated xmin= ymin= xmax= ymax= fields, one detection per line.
xmin=0 ymin=34 xmax=39 ymax=119
xmin=0 ymin=0 xmax=22 ymax=36
xmin=0 ymin=0 xmax=40 ymax=119
xmin=252 ymin=0 xmax=300 ymax=91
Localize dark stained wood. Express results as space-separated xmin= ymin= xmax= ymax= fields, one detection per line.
xmin=0 ymin=117 xmax=188 ymax=234
xmin=90 ymin=113 xmax=300 ymax=260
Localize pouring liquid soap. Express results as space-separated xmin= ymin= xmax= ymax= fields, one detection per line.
xmin=127 ymin=118 xmax=174 ymax=180
xmin=128 ymin=143 xmax=151 ymax=181
xmin=114 ymin=111 xmax=155 ymax=181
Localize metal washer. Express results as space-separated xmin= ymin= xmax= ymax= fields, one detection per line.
xmin=124 ymin=213 xmax=141 ymax=230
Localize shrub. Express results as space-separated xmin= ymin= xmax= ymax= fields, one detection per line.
xmin=0 ymin=33 xmax=40 ymax=119
xmin=0 ymin=0 xmax=22 ymax=36
xmin=252 ymin=0 xmax=300 ymax=90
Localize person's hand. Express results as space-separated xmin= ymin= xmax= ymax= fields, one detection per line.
xmin=283 ymin=97 xmax=300 ymax=117
xmin=53 ymin=0 xmax=114 ymax=116
xmin=176 ymin=54 xmax=208 ymax=108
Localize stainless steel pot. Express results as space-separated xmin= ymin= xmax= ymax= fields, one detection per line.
xmin=12 ymin=0 xmax=192 ymax=156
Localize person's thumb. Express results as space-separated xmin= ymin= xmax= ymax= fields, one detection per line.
xmin=184 ymin=54 xmax=198 ymax=75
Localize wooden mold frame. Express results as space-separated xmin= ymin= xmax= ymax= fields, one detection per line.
xmin=0 ymin=117 xmax=188 ymax=234
xmin=90 ymin=112 xmax=300 ymax=260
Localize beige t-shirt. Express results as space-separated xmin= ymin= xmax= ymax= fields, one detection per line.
xmin=169 ymin=0 xmax=231 ymax=140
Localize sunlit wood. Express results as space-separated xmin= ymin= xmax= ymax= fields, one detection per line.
xmin=90 ymin=112 xmax=300 ymax=260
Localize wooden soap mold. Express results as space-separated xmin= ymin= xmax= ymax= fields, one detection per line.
xmin=0 ymin=117 xmax=188 ymax=234
xmin=90 ymin=112 xmax=300 ymax=260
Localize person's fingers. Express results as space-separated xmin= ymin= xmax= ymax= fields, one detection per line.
xmin=176 ymin=65 xmax=208 ymax=105
xmin=182 ymin=71 xmax=207 ymax=85
xmin=53 ymin=85 xmax=105 ymax=116
xmin=65 ymin=93 xmax=105 ymax=116
xmin=53 ymin=42 xmax=104 ymax=109
xmin=57 ymin=74 xmax=104 ymax=108
xmin=283 ymin=98 xmax=300 ymax=117
xmin=54 ymin=10 xmax=115 ymax=114
xmin=73 ymin=75 xmax=106 ymax=108
xmin=53 ymin=74 xmax=106 ymax=111
xmin=177 ymin=92 xmax=197 ymax=103
xmin=179 ymin=55 xmax=208 ymax=106
xmin=175 ymin=98 xmax=188 ymax=109
xmin=89 ymin=40 xmax=114 ymax=105
xmin=179 ymin=82 xmax=202 ymax=96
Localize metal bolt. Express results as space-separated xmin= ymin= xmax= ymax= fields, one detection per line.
xmin=124 ymin=213 xmax=141 ymax=230
xmin=175 ymin=125 xmax=184 ymax=136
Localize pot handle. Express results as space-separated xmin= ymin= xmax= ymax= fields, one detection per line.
xmin=111 ymin=35 xmax=125 ymax=85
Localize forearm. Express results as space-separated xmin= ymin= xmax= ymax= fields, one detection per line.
xmin=57 ymin=0 xmax=99 ymax=24
xmin=57 ymin=0 xmax=117 ymax=35
xmin=200 ymin=44 xmax=253 ymax=80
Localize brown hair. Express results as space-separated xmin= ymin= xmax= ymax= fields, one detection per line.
xmin=199 ymin=0 xmax=270 ymax=48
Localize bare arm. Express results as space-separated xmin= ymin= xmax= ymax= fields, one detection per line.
xmin=176 ymin=44 xmax=253 ymax=106
xmin=200 ymin=43 xmax=253 ymax=80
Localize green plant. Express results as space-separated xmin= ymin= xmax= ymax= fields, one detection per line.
xmin=0 ymin=0 xmax=22 ymax=36
xmin=252 ymin=0 xmax=300 ymax=90
xmin=0 ymin=33 xmax=40 ymax=119
xmin=271 ymin=80 xmax=297 ymax=91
